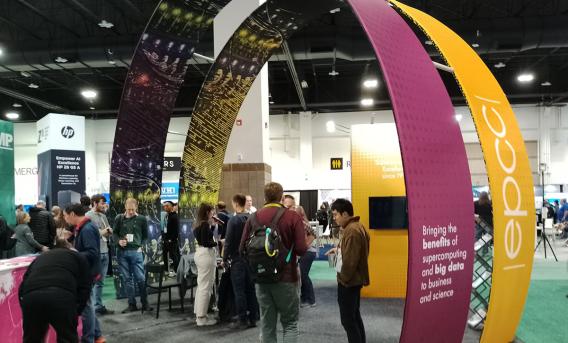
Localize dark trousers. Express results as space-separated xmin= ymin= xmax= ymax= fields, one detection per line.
xmin=318 ymin=220 xmax=328 ymax=233
xmin=300 ymin=251 xmax=316 ymax=304
xmin=230 ymin=258 xmax=259 ymax=323
xmin=20 ymin=287 xmax=78 ymax=343
xmin=338 ymin=283 xmax=365 ymax=343
xmin=163 ymin=239 xmax=180 ymax=272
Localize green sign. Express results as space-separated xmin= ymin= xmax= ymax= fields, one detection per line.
xmin=0 ymin=120 xmax=15 ymax=225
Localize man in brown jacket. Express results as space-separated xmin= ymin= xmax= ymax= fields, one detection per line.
xmin=331 ymin=198 xmax=370 ymax=343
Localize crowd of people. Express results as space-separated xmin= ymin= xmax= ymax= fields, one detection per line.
xmin=2 ymin=182 xmax=371 ymax=343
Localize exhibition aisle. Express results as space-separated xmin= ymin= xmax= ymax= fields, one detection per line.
xmin=97 ymin=262 xmax=482 ymax=343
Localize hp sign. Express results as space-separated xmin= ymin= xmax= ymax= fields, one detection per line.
xmin=61 ymin=126 xmax=75 ymax=139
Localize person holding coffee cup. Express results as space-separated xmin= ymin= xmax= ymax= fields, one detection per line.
xmin=113 ymin=198 xmax=153 ymax=314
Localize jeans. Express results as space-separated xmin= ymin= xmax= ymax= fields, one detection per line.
xmin=81 ymin=287 xmax=102 ymax=343
xmin=194 ymin=246 xmax=216 ymax=317
xmin=94 ymin=252 xmax=109 ymax=311
xmin=230 ymin=258 xmax=259 ymax=322
xmin=118 ymin=249 xmax=148 ymax=307
xmin=299 ymin=251 xmax=316 ymax=305
xmin=337 ymin=283 xmax=365 ymax=343
xmin=21 ymin=287 xmax=78 ymax=343
xmin=256 ymin=282 xmax=299 ymax=343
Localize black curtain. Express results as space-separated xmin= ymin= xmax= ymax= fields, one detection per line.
xmin=299 ymin=190 xmax=318 ymax=221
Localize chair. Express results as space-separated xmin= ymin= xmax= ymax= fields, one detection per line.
xmin=145 ymin=263 xmax=184 ymax=319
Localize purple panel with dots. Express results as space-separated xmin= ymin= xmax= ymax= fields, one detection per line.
xmin=348 ymin=0 xmax=475 ymax=342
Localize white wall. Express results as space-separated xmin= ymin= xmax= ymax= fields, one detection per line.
xmin=11 ymin=104 xmax=568 ymax=204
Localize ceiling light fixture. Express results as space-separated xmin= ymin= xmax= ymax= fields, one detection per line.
xmin=269 ymin=101 xmax=274 ymax=105
xmin=89 ymin=106 xmax=96 ymax=110
xmin=494 ymin=62 xmax=506 ymax=68
xmin=363 ymin=79 xmax=378 ymax=88
xmin=54 ymin=56 xmax=68 ymax=63
xmin=81 ymin=89 xmax=98 ymax=99
xmin=541 ymin=81 xmax=552 ymax=87
xmin=12 ymin=103 xmax=22 ymax=108
xmin=301 ymin=80 xmax=308 ymax=88
xmin=5 ymin=112 xmax=19 ymax=120
xmin=98 ymin=20 xmax=114 ymax=29
xmin=425 ymin=40 xmax=433 ymax=46
xmin=326 ymin=120 xmax=336 ymax=133
xmin=361 ymin=98 xmax=374 ymax=106
xmin=329 ymin=8 xmax=340 ymax=14
xmin=20 ymin=71 xmax=31 ymax=77
xmin=329 ymin=69 xmax=339 ymax=76
xmin=471 ymin=43 xmax=480 ymax=48
xmin=517 ymin=73 xmax=534 ymax=83
xmin=28 ymin=83 xmax=39 ymax=89
xmin=455 ymin=114 xmax=463 ymax=122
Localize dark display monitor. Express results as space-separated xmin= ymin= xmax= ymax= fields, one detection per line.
xmin=369 ymin=196 xmax=408 ymax=229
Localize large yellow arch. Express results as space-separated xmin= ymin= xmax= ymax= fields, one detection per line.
xmin=390 ymin=1 xmax=536 ymax=342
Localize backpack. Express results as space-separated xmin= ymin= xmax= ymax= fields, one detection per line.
xmin=244 ymin=207 xmax=293 ymax=284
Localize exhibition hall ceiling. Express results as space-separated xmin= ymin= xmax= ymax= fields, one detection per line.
xmin=1 ymin=0 xmax=568 ymax=121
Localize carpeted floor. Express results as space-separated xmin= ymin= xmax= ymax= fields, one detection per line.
xmin=98 ymin=262 xmax=482 ymax=342
xmin=515 ymin=245 xmax=568 ymax=343
xmin=97 ymin=245 xmax=568 ymax=343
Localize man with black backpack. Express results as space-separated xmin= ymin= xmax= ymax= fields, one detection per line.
xmin=240 ymin=182 xmax=314 ymax=343
xmin=223 ymin=193 xmax=258 ymax=329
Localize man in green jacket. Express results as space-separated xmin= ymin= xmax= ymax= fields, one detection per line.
xmin=113 ymin=198 xmax=152 ymax=313
xmin=330 ymin=199 xmax=370 ymax=343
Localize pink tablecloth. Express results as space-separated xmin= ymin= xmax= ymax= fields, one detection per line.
xmin=0 ymin=255 xmax=78 ymax=343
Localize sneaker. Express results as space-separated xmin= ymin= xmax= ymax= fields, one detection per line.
xmin=96 ymin=307 xmax=115 ymax=315
xmin=300 ymin=302 xmax=309 ymax=308
xmin=196 ymin=316 xmax=218 ymax=326
xmin=121 ymin=304 xmax=138 ymax=313
xmin=141 ymin=304 xmax=154 ymax=312
xmin=94 ymin=336 xmax=107 ymax=343
xmin=309 ymin=302 xmax=317 ymax=308
xmin=168 ymin=271 xmax=177 ymax=278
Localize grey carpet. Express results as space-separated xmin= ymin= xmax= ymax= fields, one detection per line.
xmin=99 ymin=279 xmax=482 ymax=342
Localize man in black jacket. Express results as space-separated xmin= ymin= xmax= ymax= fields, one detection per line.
xmin=64 ymin=203 xmax=105 ymax=343
xmin=162 ymin=201 xmax=180 ymax=273
xmin=19 ymin=243 xmax=92 ymax=343
xmin=28 ymin=200 xmax=56 ymax=248
xmin=223 ymin=193 xmax=258 ymax=329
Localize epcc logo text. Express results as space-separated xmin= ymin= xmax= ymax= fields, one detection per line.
xmin=61 ymin=126 xmax=75 ymax=139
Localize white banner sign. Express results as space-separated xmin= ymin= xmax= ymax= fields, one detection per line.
xmin=37 ymin=113 xmax=85 ymax=154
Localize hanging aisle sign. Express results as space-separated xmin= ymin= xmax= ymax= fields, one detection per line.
xmin=0 ymin=120 xmax=15 ymax=225
xmin=390 ymin=1 xmax=536 ymax=342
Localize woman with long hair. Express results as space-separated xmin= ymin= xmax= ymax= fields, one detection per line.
xmin=192 ymin=203 xmax=218 ymax=326
xmin=294 ymin=205 xmax=317 ymax=307
xmin=14 ymin=211 xmax=48 ymax=256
